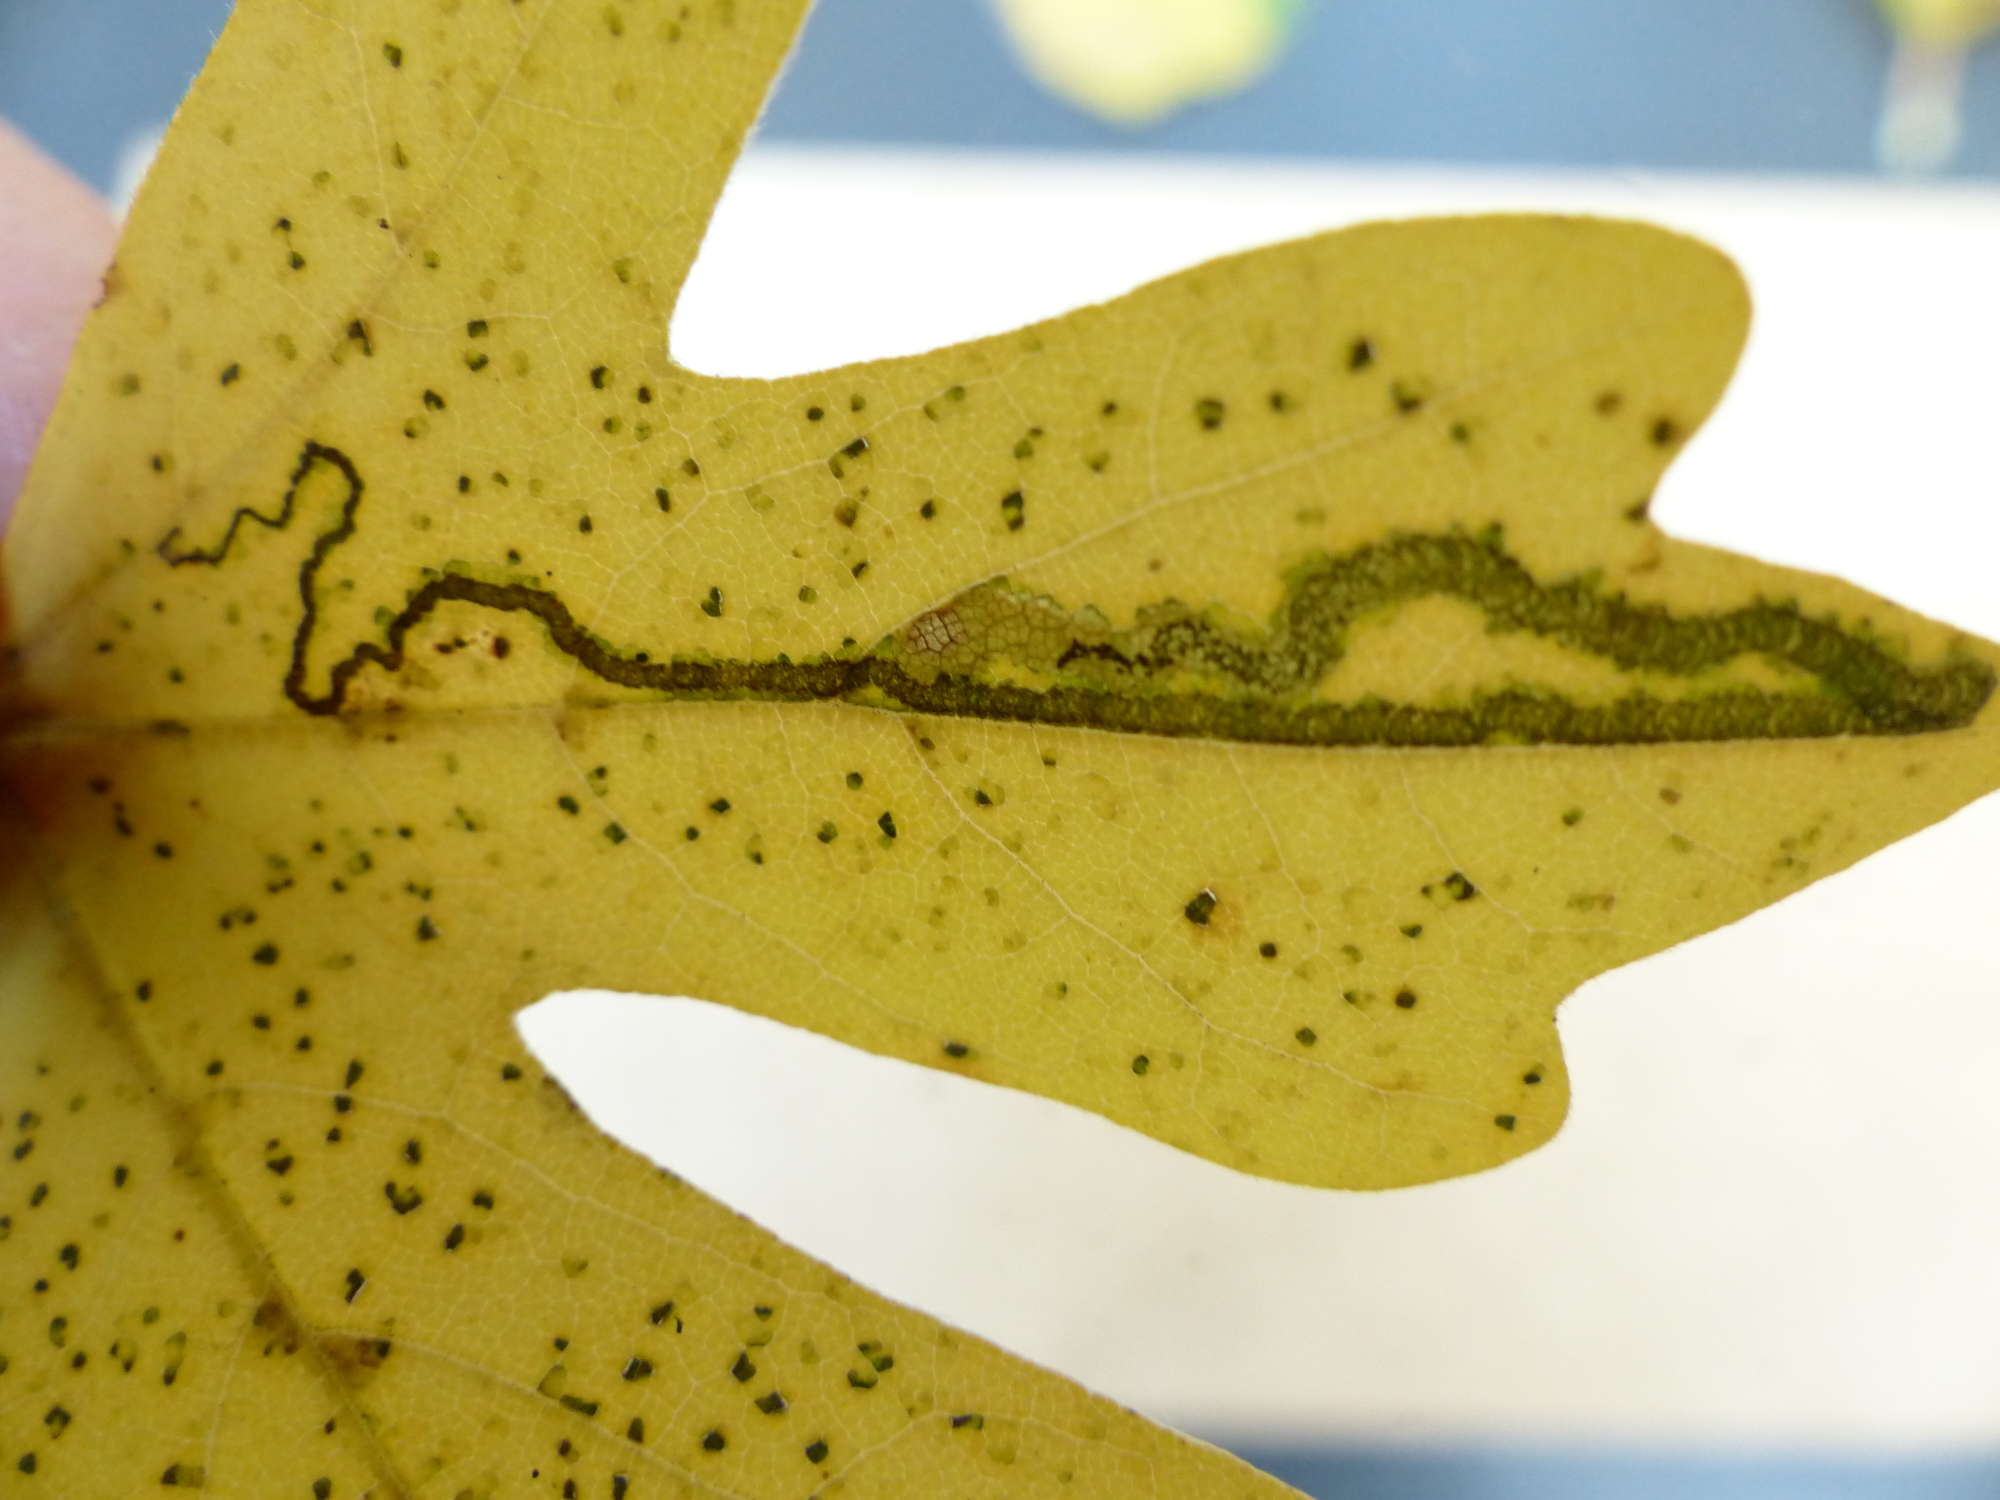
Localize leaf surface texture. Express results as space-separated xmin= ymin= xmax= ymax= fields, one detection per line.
xmin=5 ymin=1 xmax=1998 ymax=1494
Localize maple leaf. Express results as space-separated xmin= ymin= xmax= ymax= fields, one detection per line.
xmin=4 ymin=2 xmax=1999 ymax=1496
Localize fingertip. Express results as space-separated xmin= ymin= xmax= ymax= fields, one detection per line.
xmin=0 ymin=121 xmax=121 ymax=528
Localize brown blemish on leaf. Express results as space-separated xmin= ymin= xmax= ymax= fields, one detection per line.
xmin=315 ymin=1332 xmax=392 ymax=1386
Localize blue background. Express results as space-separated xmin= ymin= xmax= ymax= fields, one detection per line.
xmin=3 ymin=0 xmax=1999 ymax=192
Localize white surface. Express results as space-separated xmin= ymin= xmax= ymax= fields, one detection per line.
xmin=524 ymin=148 xmax=2000 ymax=1449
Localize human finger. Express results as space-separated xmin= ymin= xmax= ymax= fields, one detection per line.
xmin=0 ymin=121 xmax=120 ymax=529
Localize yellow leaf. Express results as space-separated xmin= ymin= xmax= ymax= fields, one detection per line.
xmin=4 ymin=2 xmax=1998 ymax=1496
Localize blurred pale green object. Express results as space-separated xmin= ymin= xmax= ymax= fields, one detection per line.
xmin=1873 ymin=0 xmax=2000 ymax=168
xmin=1878 ymin=0 xmax=2000 ymax=45
xmin=991 ymin=0 xmax=1304 ymax=125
